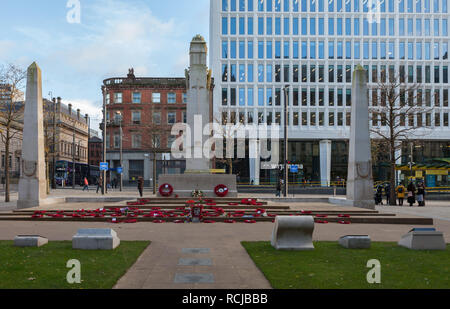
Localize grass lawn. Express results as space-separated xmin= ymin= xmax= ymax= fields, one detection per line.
xmin=0 ymin=241 xmax=149 ymax=289
xmin=242 ymin=241 xmax=450 ymax=289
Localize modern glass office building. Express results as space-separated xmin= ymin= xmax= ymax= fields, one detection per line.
xmin=209 ymin=0 xmax=450 ymax=185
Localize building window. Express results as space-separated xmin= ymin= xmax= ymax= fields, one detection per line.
xmin=153 ymin=112 xmax=161 ymax=125
xmin=168 ymin=92 xmax=176 ymax=104
xmin=182 ymin=93 xmax=187 ymax=103
xmin=114 ymin=133 xmax=120 ymax=149
xmin=152 ymin=135 xmax=161 ymax=148
xmin=132 ymin=111 xmax=141 ymax=124
xmin=132 ymin=134 xmax=142 ymax=148
xmin=106 ymin=93 xmax=110 ymax=105
xmin=168 ymin=112 xmax=176 ymax=124
xmin=167 ymin=136 xmax=176 ymax=149
xmin=152 ymin=93 xmax=161 ymax=103
xmin=114 ymin=93 xmax=122 ymax=104
xmin=132 ymin=92 xmax=141 ymax=104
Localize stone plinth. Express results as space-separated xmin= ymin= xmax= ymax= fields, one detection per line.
xmin=72 ymin=229 xmax=120 ymax=250
xmin=398 ymin=229 xmax=446 ymax=250
xmin=14 ymin=235 xmax=48 ymax=247
xmin=339 ymin=235 xmax=371 ymax=249
xmin=271 ymin=216 xmax=315 ymax=251
xmin=158 ymin=174 xmax=237 ymax=198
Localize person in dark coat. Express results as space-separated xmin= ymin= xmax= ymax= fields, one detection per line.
xmin=384 ymin=184 xmax=391 ymax=205
xmin=137 ymin=177 xmax=144 ymax=197
xmin=416 ymin=183 xmax=426 ymax=207
xmin=276 ymin=179 xmax=282 ymax=197
xmin=407 ymin=181 xmax=416 ymax=206
xmin=375 ymin=185 xmax=383 ymax=205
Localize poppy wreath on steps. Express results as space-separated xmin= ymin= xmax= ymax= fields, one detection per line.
xmin=159 ymin=183 xmax=174 ymax=197
xmin=214 ymin=184 xmax=229 ymax=197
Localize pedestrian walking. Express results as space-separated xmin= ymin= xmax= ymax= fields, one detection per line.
xmin=407 ymin=181 xmax=416 ymax=207
xmin=375 ymin=185 xmax=383 ymax=205
xmin=396 ymin=183 xmax=406 ymax=206
xmin=138 ymin=176 xmax=144 ymax=198
xmin=96 ymin=176 xmax=103 ymax=194
xmin=276 ymin=179 xmax=282 ymax=197
xmin=417 ymin=183 xmax=426 ymax=207
xmin=82 ymin=177 xmax=89 ymax=191
xmin=384 ymin=183 xmax=391 ymax=205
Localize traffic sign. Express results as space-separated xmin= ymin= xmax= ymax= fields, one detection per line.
xmin=117 ymin=167 xmax=123 ymax=174
xmin=290 ymin=165 xmax=299 ymax=173
xmin=100 ymin=162 xmax=109 ymax=171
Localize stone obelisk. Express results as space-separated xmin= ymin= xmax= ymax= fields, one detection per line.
xmin=185 ymin=34 xmax=211 ymax=173
xmin=17 ymin=62 xmax=48 ymax=209
xmin=346 ymin=65 xmax=375 ymax=209
xmin=158 ymin=35 xmax=237 ymax=197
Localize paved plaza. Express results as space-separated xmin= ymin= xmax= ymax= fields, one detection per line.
xmin=0 ymin=189 xmax=449 ymax=289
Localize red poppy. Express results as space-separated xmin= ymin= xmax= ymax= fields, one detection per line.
xmin=244 ymin=220 xmax=257 ymax=224
xmin=316 ymin=220 xmax=329 ymax=224
xmin=224 ymin=219 xmax=236 ymax=223
xmin=339 ymin=221 xmax=351 ymax=224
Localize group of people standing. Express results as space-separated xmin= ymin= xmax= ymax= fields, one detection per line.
xmin=375 ymin=181 xmax=426 ymax=207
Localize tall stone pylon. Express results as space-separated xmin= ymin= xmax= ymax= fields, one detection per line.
xmin=17 ymin=62 xmax=47 ymax=209
xmin=185 ymin=34 xmax=212 ymax=173
xmin=346 ymin=65 xmax=375 ymax=209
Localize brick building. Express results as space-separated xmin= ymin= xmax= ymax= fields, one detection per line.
xmin=102 ymin=69 xmax=189 ymax=185
xmin=88 ymin=136 xmax=102 ymax=167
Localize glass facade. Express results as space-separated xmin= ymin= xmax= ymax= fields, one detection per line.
xmin=214 ymin=0 xmax=450 ymax=183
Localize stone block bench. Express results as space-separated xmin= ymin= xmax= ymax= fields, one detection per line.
xmin=72 ymin=229 xmax=120 ymax=250
xmin=271 ymin=216 xmax=315 ymax=251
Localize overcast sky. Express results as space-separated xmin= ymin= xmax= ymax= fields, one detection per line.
xmin=0 ymin=0 xmax=210 ymax=131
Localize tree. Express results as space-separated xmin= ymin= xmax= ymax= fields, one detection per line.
xmin=140 ymin=105 xmax=171 ymax=194
xmin=369 ymin=72 xmax=434 ymax=205
xmin=213 ymin=115 xmax=245 ymax=175
xmin=43 ymin=99 xmax=58 ymax=192
xmin=0 ymin=64 xmax=26 ymax=202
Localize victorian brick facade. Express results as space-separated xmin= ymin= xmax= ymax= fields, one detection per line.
xmin=102 ymin=69 xmax=189 ymax=185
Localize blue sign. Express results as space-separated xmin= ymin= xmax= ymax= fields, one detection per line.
xmin=290 ymin=165 xmax=299 ymax=173
xmin=117 ymin=167 xmax=123 ymax=174
xmin=100 ymin=162 xmax=109 ymax=171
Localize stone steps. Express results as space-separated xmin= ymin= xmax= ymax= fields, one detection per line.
xmin=0 ymin=212 xmax=433 ymax=225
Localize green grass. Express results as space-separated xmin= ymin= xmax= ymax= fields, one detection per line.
xmin=0 ymin=241 xmax=149 ymax=289
xmin=242 ymin=241 xmax=450 ymax=289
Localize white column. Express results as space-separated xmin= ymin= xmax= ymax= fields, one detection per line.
xmin=395 ymin=143 xmax=402 ymax=185
xmin=319 ymin=140 xmax=332 ymax=187
xmin=249 ymin=141 xmax=260 ymax=185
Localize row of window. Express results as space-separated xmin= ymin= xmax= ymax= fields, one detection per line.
xmin=221 ymin=87 xmax=450 ymax=107
xmin=106 ymin=92 xmax=187 ymax=104
xmin=222 ymin=0 xmax=448 ymax=14
xmin=220 ymin=110 xmax=450 ymax=127
xmin=221 ymin=64 xmax=450 ymax=84
xmin=106 ymin=133 xmax=175 ymax=149
xmin=107 ymin=111 xmax=187 ymax=125
xmin=221 ymin=39 xmax=449 ymax=60
xmin=222 ymin=16 xmax=450 ymax=37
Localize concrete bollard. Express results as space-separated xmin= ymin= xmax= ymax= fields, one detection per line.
xmin=271 ymin=216 xmax=315 ymax=251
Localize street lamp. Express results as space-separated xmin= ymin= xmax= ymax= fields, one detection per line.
xmin=115 ymin=111 xmax=123 ymax=192
xmin=72 ymin=118 xmax=76 ymax=189
xmin=283 ymin=85 xmax=290 ymax=197
xmin=101 ymin=86 xmax=107 ymax=195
